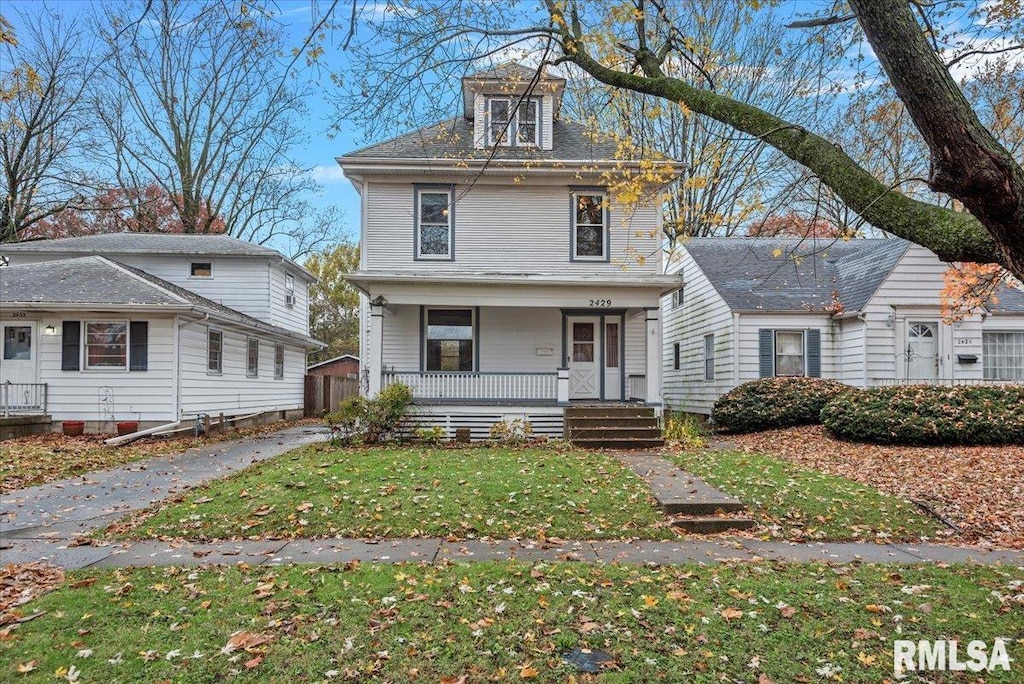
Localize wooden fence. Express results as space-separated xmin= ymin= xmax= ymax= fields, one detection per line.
xmin=304 ymin=375 xmax=360 ymax=417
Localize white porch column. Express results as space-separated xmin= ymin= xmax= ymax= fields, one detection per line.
xmin=556 ymin=367 xmax=570 ymax=405
xmin=645 ymin=307 xmax=662 ymax=408
xmin=367 ymin=304 xmax=385 ymax=398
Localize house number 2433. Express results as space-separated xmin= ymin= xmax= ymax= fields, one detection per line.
xmin=589 ymin=299 xmax=612 ymax=307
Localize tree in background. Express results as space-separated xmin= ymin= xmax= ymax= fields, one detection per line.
xmin=1 ymin=9 xmax=98 ymax=243
xmin=305 ymin=242 xmax=360 ymax=364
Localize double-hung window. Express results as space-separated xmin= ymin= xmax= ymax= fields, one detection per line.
xmin=572 ymin=192 xmax=607 ymax=261
xmin=983 ymin=331 xmax=1024 ymax=380
xmin=487 ymin=96 xmax=540 ymax=147
xmin=758 ymin=328 xmax=822 ymax=377
xmin=425 ymin=308 xmax=475 ymax=371
xmin=774 ymin=331 xmax=805 ymax=376
xmin=415 ymin=187 xmax=453 ymax=259
xmin=85 ymin=321 xmax=128 ymax=369
xmin=274 ymin=345 xmax=285 ymax=380
xmin=208 ymin=329 xmax=223 ymax=374
xmin=285 ymin=274 xmax=295 ymax=307
xmin=247 ymin=338 xmax=260 ymax=378
xmin=704 ymin=334 xmax=715 ymax=380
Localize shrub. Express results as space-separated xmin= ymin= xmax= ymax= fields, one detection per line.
xmin=712 ymin=377 xmax=849 ymax=433
xmin=489 ymin=418 xmax=533 ymax=445
xmin=663 ymin=411 xmax=706 ymax=448
xmin=821 ymin=384 xmax=1024 ymax=446
xmin=414 ymin=426 xmax=447 ymax=445
xmin=325 ymin=383 xmax=414 ymax=444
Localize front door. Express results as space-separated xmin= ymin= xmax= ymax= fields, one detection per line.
xmin=907 ymin=321 xmax=939 ymax=380
xmin=1 ymin=322 xmax=37 ymax=385
xmin=567 ymin=316 xmax=599 ymax=399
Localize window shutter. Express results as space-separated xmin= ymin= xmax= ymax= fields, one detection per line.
xmin=61 ymin=321 xmax=81 ymax=371
xmin=129 ymin=321 xmax=149 ymax=371
xmin=758 ymin=329 xmax=774 ymax=378
xmin=806 ymin=329 xmax=821 ymax=378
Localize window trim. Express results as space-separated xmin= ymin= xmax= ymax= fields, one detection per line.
xmin=274 ymin=344 xmax=285 ymax=380
xmin=420 ymin=306 xmax=479 ymax=372
xmin=773 ymin=329 xmax=806 ymax=377
xmin=246 ymin=337 xmax=260 ymax=378
xmin=486 ymin=95 xmax=541 ymax=148
xmin=189 ymin=261 xmax=214 ymax=279
xmin=570 ymin=189 xmax=610 ymax=263
xmin=83 ymin=320 xmax=129 ymax=371
xmin=413 ymin=185 xmax=455 ymax=261
xmin=207 ymin=328 xmax=224 ymax=375
xmin=704 ymin=333 xmax=715 ymax=381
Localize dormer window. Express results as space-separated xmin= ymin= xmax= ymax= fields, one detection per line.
xmin=487 ymin=96 xmax=540 ymax=147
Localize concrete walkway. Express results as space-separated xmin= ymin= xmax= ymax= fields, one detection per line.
xmin=2 ymin=429 xmax=1020 ymax=570
xmin=0 ymin=424 xmax=330 ymax=540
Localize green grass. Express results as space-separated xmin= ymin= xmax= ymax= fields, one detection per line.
xmin=670 ymin=450 xmax=945 ymax=542
xmin=107 ymin=445 xmax=674 ymax=541
xmin=2 ymin=562 xmax=1020 ymax=682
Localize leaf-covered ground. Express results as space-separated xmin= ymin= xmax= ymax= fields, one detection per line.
xmin=669 ymin=450 xmax=945 ymax=543
xmin=0 ymin=420 xmax=318 ymax=494
xmin=0 ymin=562 xmax=1020 ymax=683
xmin=105 ymin=446 xmax=675 ymax=541
xmin=725 ymin=426 xmax=1024 ymax=549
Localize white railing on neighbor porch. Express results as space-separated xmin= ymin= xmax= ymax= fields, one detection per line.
xmin=627 ymin=374 xmax=647 ymax=400
xmin=869 ymin=377 xmax=1021 ymax=387
xmin=1 ymin=382 xmax=48 ymax=417
xmin=382 ymin=371 xmax=559 ymax=403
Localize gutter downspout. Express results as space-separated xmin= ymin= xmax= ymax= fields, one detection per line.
xmin=104 ymin=420 xmax=182 ymax=447
xmin=176 ymin=313 xmax=210 ymax=420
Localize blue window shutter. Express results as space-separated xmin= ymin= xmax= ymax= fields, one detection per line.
xmin=758 ymin=329 xmax=773 ymax=378
xmin=61 ymin=321 xmax=80 ymax=371
xmin=806 ymin=329 xmax=821 ymax=377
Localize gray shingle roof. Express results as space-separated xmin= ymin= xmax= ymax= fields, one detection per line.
xmin=682 ymin=237 xmax=910 ymax=313
xmin=0 ymin=256 xmax=187 ymax=306
xmin=463 ymin=63 xmax=560 ymax=83
xmin=991 ymin=284 xmax=1024 ymax=313
xmin=342 ymin=116 xmax=625 ymax=162
xmin=0 ymin=256 xmax=321 ymax=346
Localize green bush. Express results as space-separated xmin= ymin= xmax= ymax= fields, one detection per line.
xmin=821 ymin=384 xmax=1024 ymax=446
xmin=663 ymin=411 xmax=706 ymax=447
xmin=326 ymin=383 xmax=414 ymax=444
xmin=712 ymin=377 xmax=849 ymax=433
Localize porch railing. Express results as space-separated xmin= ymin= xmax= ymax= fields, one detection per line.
xmin=382 ymin=371 xmax=558 ymax=403
xmin=1 ymin=382 xmax=48 ymax=417
xmin=628 ymin=374 xmax=647 ymax=400
xmin=869 ymin=377 xmax=1021 ymax=387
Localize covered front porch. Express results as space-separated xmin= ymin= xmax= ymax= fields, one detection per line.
xmin=350 ymin=271 xmax=678 ymax=409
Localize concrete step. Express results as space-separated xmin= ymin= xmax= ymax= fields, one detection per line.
xmin=568 ymin=426 xmax=663 ymax=440
xmin=564 ymin=406 xmax=656 ymax=419
xmin=661 ymin=499 xmax=747 ymax=516
xmin=572 ymin=437 xmax=666 ymax=449
xmin=672 ymin=516 xmax=757 ymax=534
xmin=565 ymin=416 xmax=660 ymax=429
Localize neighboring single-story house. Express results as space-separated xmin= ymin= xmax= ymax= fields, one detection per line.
xmin=0 ymin=234 xmax=321 ymax=432
xmin=663 ymin=237 xmax=1024 ymax=415
xmin=307 ymin=354 xmax=360 ymax=379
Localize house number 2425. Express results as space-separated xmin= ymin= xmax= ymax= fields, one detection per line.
xmin=589 ymin=299 xmax=612 ymax=307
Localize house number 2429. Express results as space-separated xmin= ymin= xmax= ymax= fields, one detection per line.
xmin=589 ymin=299 xmax=612 ymax=307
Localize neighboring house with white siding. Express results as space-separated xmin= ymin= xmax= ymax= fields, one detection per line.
xmin=663 ymin=237 xmax=1024 ymax=416
xmin=0 ymin=234 xmax=320 ymax=431
xmin=339 ymin=64 xmax=680 ymax=437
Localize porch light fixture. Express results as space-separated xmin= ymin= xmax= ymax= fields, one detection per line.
xmin=42 ymin=325 xmax=57 ymax=336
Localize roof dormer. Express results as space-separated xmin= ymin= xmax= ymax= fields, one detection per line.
xmin=461 ymin=64 xmax=566 ymax=152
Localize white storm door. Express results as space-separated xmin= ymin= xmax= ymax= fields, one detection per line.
xmin=568 ymin=316 xmax=600 ymax=399
xmin=907 ymin=321 xmax=939 ymax=380
xmin=1 ymin=322 xmax=37 ymax=384
xmin=603 ymin=317 xmax=622 ymax=400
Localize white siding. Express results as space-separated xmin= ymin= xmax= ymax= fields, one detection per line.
xmin=661 ymin=253 xmax=735 ymax=415
xmin=268 ymin=263 xmax=310 ymax=335
xmin=837 ymin=318 xmax=866 ymax=386
xmin=32 ymin=314 xmax=177 ymax=422
xmin=178 ymin=323 xmax=304 ymax=417
xmin=363 ymin=181 xmax=661 ymax=275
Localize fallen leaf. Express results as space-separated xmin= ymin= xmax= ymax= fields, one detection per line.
xmin=16 ymin=660 xmax=37 ymax=673
xmin=721 ymin=607 xmax=744 ymax=621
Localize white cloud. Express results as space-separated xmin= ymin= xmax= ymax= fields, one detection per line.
xmin=309 ymin=164 xmax=347 ymax=184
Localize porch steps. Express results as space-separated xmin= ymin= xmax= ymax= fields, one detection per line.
xmin=564 ymin=406 xmax=665 ymax=449
xmin=671 ymin=515 xmax=757 ymax=535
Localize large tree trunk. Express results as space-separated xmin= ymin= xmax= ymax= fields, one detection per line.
xmin=850 ymin=0 xmax=1024 ymax=278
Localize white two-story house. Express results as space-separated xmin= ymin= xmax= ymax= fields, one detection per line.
xmin=0 ymin=233 xmax=320 ymax=432
xmin=340 ymin=65 xmax=680 ymax=437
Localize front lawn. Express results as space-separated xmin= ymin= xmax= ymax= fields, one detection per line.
xmin=106 ymin=446 xmax=674 ymax=541
xmin=1 ymin=562 xmax=1020 ymax=683
xmin=670 ymin=450 xmax=945 ymax=543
